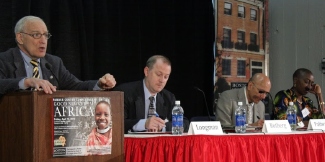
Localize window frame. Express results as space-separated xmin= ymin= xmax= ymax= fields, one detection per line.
xmin=237 ymin=31 xmax=245 ymax=43
xmin=224 ymin=2 xmax=232 ymax=15
xmin=238 ymin=6 xmax=245 ymax=18
xmin=250 ymin=60 xmax=264 ymax=77
xmin=250 ymin=9 xmax=257 ymax=21
xmin=250 ymin=33 xmax=257 ymax=45
xmin=222 ymin=58 xmax=231 ymax=76
xmin=237 ymin=59 xmax=246 ymax=77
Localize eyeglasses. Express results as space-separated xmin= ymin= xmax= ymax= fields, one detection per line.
xmin=251 ymin=82 xmax=269 ymax=95
xmin=20 ymin=32 xmax=52 ymax=39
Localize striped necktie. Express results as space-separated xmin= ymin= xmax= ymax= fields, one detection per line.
xmin=147 ymin=96 xmax=156 ymax=118
xmin=30 ymin=60 xmax=40 ymax=79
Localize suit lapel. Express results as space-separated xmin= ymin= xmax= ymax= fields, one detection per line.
xmin=40 ymin=58 xmax=49 ymax=80
xmin=156 ymin=93 xmax=166 ymax=119
xmin=237 ymin=87 xmax=247 ymax=105
xmin=133 ymin=82 xmax=167 ymax=119
xmin=40 ymin=58 xmax=57 ymax=86
xmin=253 ymin=103 xmax=262 ymax=121
xmin=13 ymin=48 xmax=27 ymax=77
xmin=135 ymin=96 xmax=145 ymax=119
xmin=135 ymin=82 xmax=146 ymax=119
xmin=238 ymin=87 xmax=256 ymax=122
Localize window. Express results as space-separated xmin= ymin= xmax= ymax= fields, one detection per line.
xmin=223 ymin=28 xmax=231 ymax=42
xmin=224 ymin=3 xmax=232 ymax=15
xmin=250 ymin=33 xmax=257 ymax=45
xmin=238 ymin=6 xmax=245 ymax=18
xmin=250 ymin=9 xmax=257 ymax=21
xmin=237 ymin=60 xmax=246 ymax=76
xmin=235 ymin=31 xmax=247 ymax=50
xmin=222 ymin=59 xmax=231 ymax=75
xmin=237 ymin=31 xmax=245 ymax=43
xmin=251 ymin=61 xmax=263 ymax=76
xmin=222 ymin=28 xmax=233 ymax=48
xmin=248 ymin=33 xmax=259 ymax=52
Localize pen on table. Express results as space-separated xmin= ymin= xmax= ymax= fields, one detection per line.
xmin=257 ymin=116 xmax=260 ymax=120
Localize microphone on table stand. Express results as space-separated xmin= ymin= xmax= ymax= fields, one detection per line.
xmin=194 ymin=87 xmax=212 ymax=121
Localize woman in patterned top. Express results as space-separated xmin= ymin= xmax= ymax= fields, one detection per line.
xmin=273 ymin=68 xmax=325 ymax=125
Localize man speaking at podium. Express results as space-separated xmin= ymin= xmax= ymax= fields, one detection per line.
xmin=0 ymin=16 xmax=116 ymax=97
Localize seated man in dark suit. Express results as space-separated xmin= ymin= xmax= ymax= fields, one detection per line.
xmin=0 ymin=15 xmax=116 ymax=97
xmin=114 ymin=55 xmax=189 ymax=133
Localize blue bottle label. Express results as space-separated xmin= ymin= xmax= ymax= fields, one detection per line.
xmin=235 ymin=115 xmax=245 ymax=126
xmin=172 ymin=114 xmax=183 ymax=127
xmin=172 ymin=114 xmax=178 ymax=127
xmin=177 ymin=114 xmax=183 ymax=127
xmin=287 ymin=114 xmax=296 ymax=124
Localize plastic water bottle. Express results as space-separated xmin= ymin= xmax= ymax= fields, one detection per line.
xmin=286 ymin=101 xmax=297 ymax=130
xmin=172 ymin=100 xmax=184 ymax=135
xmin=235 ymin=102 xmax=246 ymax=133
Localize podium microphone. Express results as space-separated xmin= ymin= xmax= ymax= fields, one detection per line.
xmin=194 ymin=87 xmax=212 ymax=121
xmin=45 ymin=63 xmax=60 ymax=86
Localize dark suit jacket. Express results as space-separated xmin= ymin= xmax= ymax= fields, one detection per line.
xmin=0 ymin=47 xmax=97 ymax=96
xmin=113 ymin=80 xmax=189 ymax=133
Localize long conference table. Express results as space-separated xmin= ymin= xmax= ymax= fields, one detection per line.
xmin=124 ymin=131 xmax=325 ymax=162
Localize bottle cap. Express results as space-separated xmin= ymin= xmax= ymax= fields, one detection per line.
xmin=175 ymin=100 xmax=180 ymax=104
xmin=289 ymin=101 xmax=294 ymax=106
xmin=238 ymin=101 xmax=243 ymax=106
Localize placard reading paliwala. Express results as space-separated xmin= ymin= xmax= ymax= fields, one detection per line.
xmin=51 ymin=97 xmax=112 ymax=157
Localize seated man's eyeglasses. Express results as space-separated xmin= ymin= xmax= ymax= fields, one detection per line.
xmin=252 ymin=82 xmax=269 ymax=95
xmin=20 ymin=32 xmax=52 ymax=39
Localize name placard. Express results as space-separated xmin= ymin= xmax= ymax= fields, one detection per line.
xmin=262 ymin=120 xmax=291 ymax=133
xmin=187 ymin=121 xmax=223 ymax=135
xmin=307 ymin=119 xmax=325 ymax=131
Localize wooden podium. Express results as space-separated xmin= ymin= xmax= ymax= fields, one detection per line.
xmin=0 ymin=91 xmax=124 ymax=162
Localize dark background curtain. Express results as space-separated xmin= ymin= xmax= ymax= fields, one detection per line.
xmin=0 ymin=0 xmax=214 ymax=120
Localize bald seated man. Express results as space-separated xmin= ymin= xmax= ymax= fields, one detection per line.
xmin=216 ymin=73 xmax=271 ymax=127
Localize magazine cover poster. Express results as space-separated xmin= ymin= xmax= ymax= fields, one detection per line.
xmin=52 ymin=97 xmax=112 ymax=157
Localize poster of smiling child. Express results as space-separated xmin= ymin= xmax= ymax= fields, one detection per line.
xmin=52 ymin=97 xmax=112 ymax=157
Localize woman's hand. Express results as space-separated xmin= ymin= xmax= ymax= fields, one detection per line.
xmin=309 ymin=84 xmax=322 ymax=95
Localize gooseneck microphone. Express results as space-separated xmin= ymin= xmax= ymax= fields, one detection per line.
xmin=45 ymin=63 xmax=60 ymax=86
xmin=194 ymin=87 xmax=212 ymax=121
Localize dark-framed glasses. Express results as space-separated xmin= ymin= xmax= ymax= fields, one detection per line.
xmin=20 ymin=32 xmax=52 ymax=39
xmin=252 ymin=82 xmax=269 ymax=95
